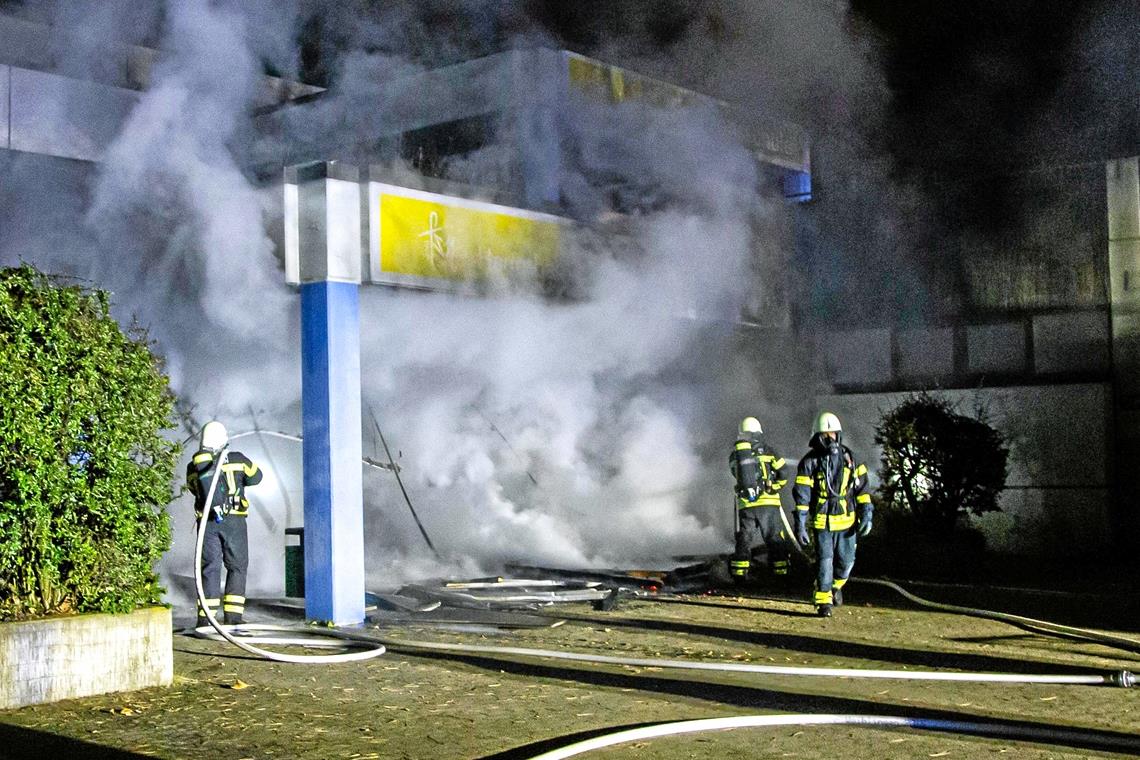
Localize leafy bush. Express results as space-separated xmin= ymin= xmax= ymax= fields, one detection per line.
xmin=874 ymin=392 xmax=1008 ymax=533
xmin=0 ymin=265 xmax=178 ymax=620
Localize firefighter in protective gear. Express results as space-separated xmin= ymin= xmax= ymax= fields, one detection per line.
xmin=792 ymin=412 xmax=873 ymax=617
xmin=729 ymin=416 xmax=790 ymax=582
xmin=186 ymin=420 xmax=263 ymax=627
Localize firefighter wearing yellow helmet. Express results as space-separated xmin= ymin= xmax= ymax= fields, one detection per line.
xmin=186 ymin=420 xmax=264 ymax=628
xmin=728 ymin=416 xmax=790 ymax=583
xmin=792 ymin=412 xmax=873 ymax=617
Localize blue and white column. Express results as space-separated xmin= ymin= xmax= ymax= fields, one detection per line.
xmin=284 ymin=161 xmax=366 ymax=625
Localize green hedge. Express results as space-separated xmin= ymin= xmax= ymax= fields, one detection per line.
xmin=0 ymin=265 xmax=178 ymax=620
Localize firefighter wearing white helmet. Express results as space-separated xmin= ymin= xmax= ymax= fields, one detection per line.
xmin=792 ymin=411 xmax=873 ymax=617
xmin=728 ymin=416 xmax=790 ymax=583
xmin=186 ymin=420 xmax=263 ymax=627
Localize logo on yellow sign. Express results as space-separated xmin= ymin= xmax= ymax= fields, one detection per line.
xmin=378 ymin=193 xmax=561 ymax=282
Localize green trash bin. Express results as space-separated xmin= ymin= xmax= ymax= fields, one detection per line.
xmin=285 ymin=527 xmax=304 ymax=598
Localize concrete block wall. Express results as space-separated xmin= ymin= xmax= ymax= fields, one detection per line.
xmin=0 ymin=607 xmax=172 ymax=709
xmin=8 ymin=66 xmax=139 ymax=162
xmin=831 ymin=317 xmax=1110 ymax=389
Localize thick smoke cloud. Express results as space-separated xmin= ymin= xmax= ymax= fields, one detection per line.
xmin=0 ymin=1 xmax=883 ymax=611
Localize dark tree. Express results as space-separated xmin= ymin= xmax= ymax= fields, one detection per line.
xmin=875 ymin=392 xmax=1008 ymax=533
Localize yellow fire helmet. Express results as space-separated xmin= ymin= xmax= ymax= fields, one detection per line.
xmin=200 ymin=420 xmax=229 ymax=451
xmin=812 ymin=412 xmax=842 ymax=435
xmin=739 ymin=416 xmax=763 ymax=436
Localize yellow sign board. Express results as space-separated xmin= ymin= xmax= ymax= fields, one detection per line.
xmin=368 ymin=183 xmax=563 ymax=288
xmin=565 ymin=51 xmax=809 ymax=173
xmin=567 ymin=53 xmax=692 ymax=108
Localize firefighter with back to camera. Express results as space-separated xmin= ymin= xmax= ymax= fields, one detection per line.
xmin=186 ymin=420 xmax=263 ymax=628
xmin=729 ymin=416 xmax=791 ymax=583
xmin=792 ymin=412 xmax=873 ymax=617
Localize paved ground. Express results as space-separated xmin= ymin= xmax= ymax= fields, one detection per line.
xmin=1 ymin=580 xmax=1137 ymax=760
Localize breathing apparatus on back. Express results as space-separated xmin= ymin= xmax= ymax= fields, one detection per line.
xmin=733 ymin=417 xmax=772 ymax=501
xmin=812 ymin=412 xmax=853 ymax=506
xmin=197 ymin=421 xmax=235 ymax=522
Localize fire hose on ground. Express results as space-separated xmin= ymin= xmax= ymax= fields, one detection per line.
xmin=192 ymin=443 xmax=386 ymax=663
xmin=186 ymin=445 xmax=1136 ymax=756
xmin=508 ymin=713 xmax=1140 ymax=759
xmin=374 ymin=636 xmax=1134 ymax=687
xmin=192 ymin=458 xmax=1135 ymax=675
xmin=189 ymin=512 xmax=1135 ymax=759
xmin=774 ymin=504 xmax=1140 ymax=656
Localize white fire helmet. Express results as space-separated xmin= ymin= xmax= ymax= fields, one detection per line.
xmin=739 ymin=416 xmax=763 ymax=436
xmin=813 ymin=412 xmax=842 ymax=435
xmin=200 ymin=420 xmax=228 ymax=451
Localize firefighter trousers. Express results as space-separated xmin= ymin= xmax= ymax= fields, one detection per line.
xmin=813 ymin=525 xmax=857 ymax=606
xmin=198 ymin=516 xmax=249 ymax=624
xmin=734 ymin=506 xmax=792 ymax=577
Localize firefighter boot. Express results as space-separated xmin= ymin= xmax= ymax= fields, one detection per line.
xmin=729 ymin=556 xmax=751 ymax=587
xmin=222 ymin=593 xmax=245 ymax=625
xmin=813 ymin=587 xmax=833 ymax=617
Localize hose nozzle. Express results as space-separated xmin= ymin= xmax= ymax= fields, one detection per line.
xmin=1110 ymin=670 xmax=1135 ymax=688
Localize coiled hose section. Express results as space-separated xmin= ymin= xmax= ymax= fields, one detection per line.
xmin=192 ymin=444 xmax=385 ymax=663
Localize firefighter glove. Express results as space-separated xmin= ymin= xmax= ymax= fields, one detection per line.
xmin=858 ymin=515 xmax=873 ymax=537
xmin=794 ymin=512 xmax=810 ymax=546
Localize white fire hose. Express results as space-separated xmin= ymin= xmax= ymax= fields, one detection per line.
xmin=517 ymin=712 xmax=1140 ymax=759
xmin=375 ymin=637 xmax=1134 ymax=687
xmin=774 ymin=505 xmax=1140 ymax=655
xmin=189 ymin=452 xmax=1134 ymax=676
xmin=191 ymin=443 xmax=385 ymax=663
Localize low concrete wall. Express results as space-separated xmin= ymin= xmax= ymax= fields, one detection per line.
xmin=0 ymin=606 xmax=172 ymax=709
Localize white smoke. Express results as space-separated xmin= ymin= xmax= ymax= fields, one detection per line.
xmin=0 ymin=1 xmax=886 ymax=611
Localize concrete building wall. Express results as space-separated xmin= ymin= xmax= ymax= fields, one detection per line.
xmin=897 ymin=325 xmax=954 ymax=380
xmin=8 ymin=66 xmax=139 ymax=162
xmin=967 ymin=322 xmax=1026 ymax=374
xmin=1032 ymin=310 xmax=1111 ymax=374
xmin=824 ymin=327 xmax=892 ymax=386
xmin=1 ymin=65 xmax=8 ymax=149
xmin=830 ymin=311 xmax=1111 ymax=391
xmin=815 ymin=382 xmax=1112 ymax=557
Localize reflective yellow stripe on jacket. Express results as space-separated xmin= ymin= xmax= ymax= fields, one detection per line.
xmin=795 ymin=463 xmax=865 ymax=530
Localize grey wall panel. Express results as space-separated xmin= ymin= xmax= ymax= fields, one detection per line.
xmin=1107 ymin=157 xmax=1139 ymax=242
xmin=967 ymin=322 xmax=1026 ymax=375
xmin=9 ymin=67 xmax=138 ymax=162
xmin=0 ymin=14 xmax=51 ymax=71
xmin=1032 ymin=311 xmax=1110 ymax=374
xmin=260 ymin=51 xmax=513 ymax=154
xmin=0 ymin=65 xmax=8 ymax=149
xmin=897 ymin=326 xmax=953 ymax=378
xmin=826 ymin=328 xmax=891 ymax=387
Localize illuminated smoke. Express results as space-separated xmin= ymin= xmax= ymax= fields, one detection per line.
xmin=0 ymin=2 xmax=888 ymax=608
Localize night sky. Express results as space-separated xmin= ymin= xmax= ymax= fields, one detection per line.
xmin=851 ymin=0 xmax=1137 ymax=226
